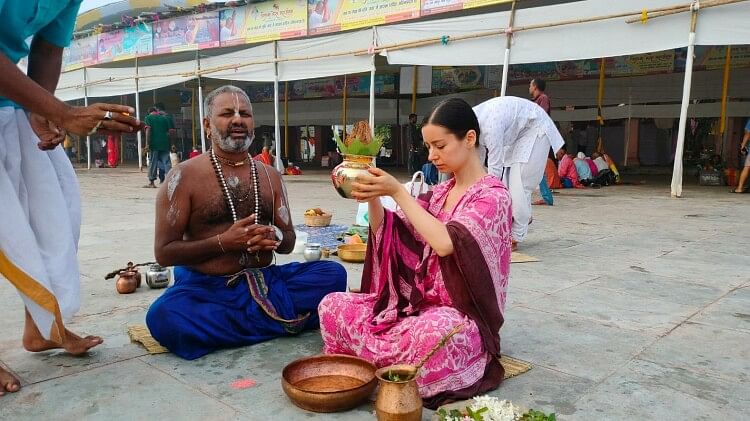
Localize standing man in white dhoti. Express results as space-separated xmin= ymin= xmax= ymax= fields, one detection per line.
xmin=0 ymin=0 xmax=143 ymax=395
xmin=473 ymin=96 xmax=565 ymax=249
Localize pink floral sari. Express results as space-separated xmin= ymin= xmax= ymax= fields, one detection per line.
xmin=319 ymin=175 xmax=512 ymax=408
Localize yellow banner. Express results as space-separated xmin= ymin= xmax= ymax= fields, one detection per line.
xmin=246 ymin=0 xmax=308 ymax=43
xmin=309 ymin=0 xmax=420 ymax=35
xmin=421 ymin=0 xmax=511 ymax=16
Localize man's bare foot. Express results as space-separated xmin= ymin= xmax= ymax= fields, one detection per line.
xmin=0 ymin=366 xmax=21 ymax=396
xmin=511 ymin=240 xmax=518 ymax=252
xmin=23 ymin=311 xmax=103 ymax=356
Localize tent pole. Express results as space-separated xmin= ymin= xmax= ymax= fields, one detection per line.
xmin=273 ymin=41 xmax=283 ymax=172
xmin=343 ymin=75 xmax=348 ymax=129
xmin=670 ymin=5 xmax=699 ymax=198
xmin=719 ymin=45 xmax=731 ymax=158
xmin=596 ymin=57 xmax=606 ymax=153
xmin=191 ymin=87 xmax=196 ymax=149
xmin=622 ymin=86 xmax=633 ymax=167
xmin=135 ymin=56 xmax=143 ymax=171
xmin=624 ymin=87 xmax=632 ymax=167
xmin=411 ymin=66 xmax=417 ymax=114
xmin=369 ymin=28 xmax=377 ymax=137
xmin=84 ymin=67 xmax=91 ymax=170
xmin=120 ymin=95 xmax=124 ymax=165
xmin=369 ymin=64 xmax=376 ymax=137
xmin=284 ymin=81 xmax=289 ymax=160
xmin=197 ymin=53 xmax=206 ymax=152
xmin=500 ymin=0 xmax=517 ymax=97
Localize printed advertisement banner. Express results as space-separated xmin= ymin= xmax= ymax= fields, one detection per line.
xmin=153 ymin=12 xmax=220 ymax=54
xmin=63 ymin=35 xmax=98 ymax=70
xmin=308 ymin=0 xmax=420 ymax=35
xmin=486 ymin=51 xmax=678 ymax=87
xmin=97 ymin=23 xmax=153 ymax=63
xmin=248 ymin=73 xmax=396 ymax=101
xmin=246 ymin=0 xmax=308 ymax=43
xmin=432 ymin=66 xmax=484 ymax=94
xmin=220 ymin=7 xmax=248 ymax=46
xmin=689 ymin=46 xmax=750 ymax=71
xmin=421 ymin=0 xmax=510 ymax=17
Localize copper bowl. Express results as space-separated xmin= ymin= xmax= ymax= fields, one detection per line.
xmin=282 ymin=354 xmax=377 ymax=413
xmin=337 ymin=244 xmax=368 ymax=263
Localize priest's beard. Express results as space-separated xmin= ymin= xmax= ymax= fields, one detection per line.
xmin=211 ymin=125 xmax=254 ymax=154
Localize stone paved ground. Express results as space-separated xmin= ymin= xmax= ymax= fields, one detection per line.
xmin=1 ymin=167 xmax=748 ymax=420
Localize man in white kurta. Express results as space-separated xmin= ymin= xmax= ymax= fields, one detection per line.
xmin=473 ymin=96 xmax=565 ymax=245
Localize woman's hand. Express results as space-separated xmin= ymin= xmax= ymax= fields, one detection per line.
xmin=351 ymin=167 xmax=402 ymax=202
xmin=60 ymin=103 xmax=143 ymax=137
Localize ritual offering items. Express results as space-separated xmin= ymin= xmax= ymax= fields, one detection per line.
xmin=145 ymin=264 xmax=170 ymax=289
xmin=304 ymin=208 xmax=333 ymax=227
xmin=303 ymin=243 xmax=323 ymax=262
xmin=374 ymin=365 xmax=423 ymax=421
xmin=281 ymin=354 xmax=377 ymax=413
xmin=331 ymin=121 xmax=383 ymax=199
xmin=375 ymin=324 xmax=464 ymax=420
xmin=116 ymin=270 xmax=139 ymax=294
xmin=337 ymin=244 xmax=367 ymax=263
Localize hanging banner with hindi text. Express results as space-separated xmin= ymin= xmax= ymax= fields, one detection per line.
xmin=421 ymin=0 xmax=510 ymax=16
xmin=246 ymin=0 xmax=308 ymax=43
xmin=308 ymin=0 xmax=420 ymax=35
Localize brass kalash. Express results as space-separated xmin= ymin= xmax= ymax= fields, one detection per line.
xmin=330 ymin=121 xmax=383 ymax=200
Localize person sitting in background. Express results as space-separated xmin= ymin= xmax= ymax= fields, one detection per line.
xmin=254 ymin=146 xmax=273 ymax=166
xmin=169 ymin=145 xmax=180 ymax=168
xmin=545 ymin=153 xmax=562 ymax=190
xmin=592 ymin=152 xmax=608 ymax=173
xmin=585 ymin=155 xmax=599 ymax=178
xmin=602 ymin=152 xmax=621 ymax=183
xmin=533 ymin=155 xmax=561 ymax=205
xmin=558 ymin=147 xmax=583 ymax=188
xmin=574 ymin=152 xmax=593 ymax=184
xmin=590 ymin=152 xmax=615 ymax=186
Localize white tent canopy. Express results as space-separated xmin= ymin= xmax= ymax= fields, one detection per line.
xmin=277 ymin=29 xmax=375 ymax=81
xmin=55 ymin=0 xmax=750 ymax=196
xmin=378 ymin=0 xmax=750 ymax=67
xmin=201 ymin=43 xmax=276 ymax=82
xmin=56 ymin=1 xmax=750 ymax=100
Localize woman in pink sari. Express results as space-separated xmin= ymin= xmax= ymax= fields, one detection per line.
xmin=319 ymin=98 xmax=512 ymax=408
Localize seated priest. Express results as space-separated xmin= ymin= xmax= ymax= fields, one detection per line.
xmin=146 ymin=86 xmax=346 ymax=360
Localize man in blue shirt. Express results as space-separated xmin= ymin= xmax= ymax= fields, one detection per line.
xmin=733 ymin=118 xmax=750 ymax=193
xmin=0 ymin=1 xmax=142 ymax=396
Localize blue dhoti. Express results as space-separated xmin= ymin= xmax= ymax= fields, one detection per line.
xmin=146 ymin=261 xmax=347 ymax=360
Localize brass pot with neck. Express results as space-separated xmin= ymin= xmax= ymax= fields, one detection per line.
xmin=331 ymin=155 xmax=375 ymax=199
xmin=374 ymin=365 xmax=422 ymax=421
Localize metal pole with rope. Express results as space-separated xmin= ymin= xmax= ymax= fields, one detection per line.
xmin=670 ymin=2 xmax=700 ymax=198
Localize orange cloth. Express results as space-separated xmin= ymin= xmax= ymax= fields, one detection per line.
xmin=253 ymin=150 xmax=273 ymax=166
xmin=545 ymin=158 xmax=562 ymax=189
